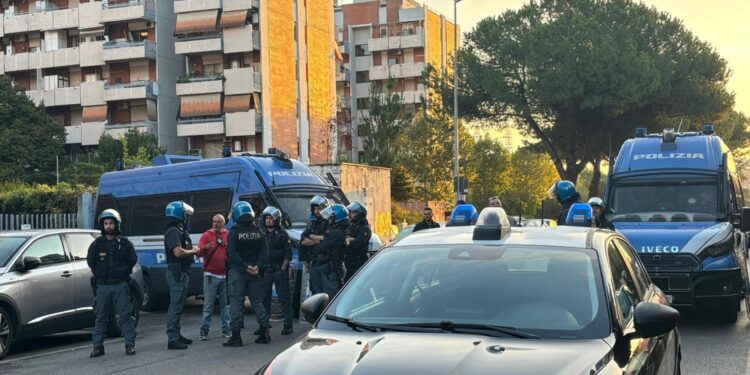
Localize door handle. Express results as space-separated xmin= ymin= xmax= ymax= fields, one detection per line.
xmin=61 ymin=271 xmax=72 ymax=278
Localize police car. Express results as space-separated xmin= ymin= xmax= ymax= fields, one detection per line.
xmin=256 ymin=208 xmax=681 ymax=375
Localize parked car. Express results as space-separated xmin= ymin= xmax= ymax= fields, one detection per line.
xmin=257 ymin=208 xmax=681 ymax=374
xmin=0 ymin=229 xmax=144 ymax=359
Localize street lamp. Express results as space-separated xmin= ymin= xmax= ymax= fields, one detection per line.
xmin=453 ymin=0 xmax=462 ymax=203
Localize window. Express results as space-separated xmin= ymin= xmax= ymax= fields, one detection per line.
xmin=356 ymin=98 xmax=369 ymax=110
xmin=607 ymin=242 xmax=640 ymax=323
xmin=66 ymin=233 xmax=97 ymax=261
xmin=126 ymin=193 xmax=187 ymax=236
xmin=355 ymin=44 xmax=370 ymax=57
xmin=189 ymin=189 xmax=233 ymax=233
xmin=614 ymin=238 xmax=649 ymax=297
xmin=379 ymin=27 xmax=387 ymax=37
xmin=95 ymin=194 xmax=116 ymax=230
xmin=355 ymin=71 xmax=369 ymax=83
xmin=25 ymin=236 xmax=68 ymax=266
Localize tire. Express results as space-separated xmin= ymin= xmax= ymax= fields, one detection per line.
xmin=0 ymin=307 xmax=14 ymax=360
xmin=141 ymin=277 xmax=164 ymax=312
xmin=107 ymin=289 xmax=141 ymax=337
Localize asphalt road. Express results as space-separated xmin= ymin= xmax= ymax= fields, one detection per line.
xmin=1 ymin=299 xmax=748 ymax=374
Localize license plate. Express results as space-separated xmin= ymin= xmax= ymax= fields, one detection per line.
xmin=666 ymin=294 xmax=674 ymax=304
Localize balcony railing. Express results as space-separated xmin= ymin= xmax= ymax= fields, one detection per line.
xmin=103 ymin=40 xmax=155 ymax=49
xmin=178 ymin=116 xmax=225 ymax=125
xmin=174 ymin=31 xmax=222 ymax=42
xmin=101 ymin=0 xmax=152 ymax=10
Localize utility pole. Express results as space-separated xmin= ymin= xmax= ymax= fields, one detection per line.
xmin=453 ymin=0 xmax=462 ymax=203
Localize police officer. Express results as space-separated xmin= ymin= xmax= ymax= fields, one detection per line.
xmin=87 ymin=209 xmax=138 ymax=357
xmin=300 ymin=196 xmax=329 ymax=295
xmin=343 ymin=202 xmax=372 ymax=283
xmin=548 ymin=180 xmax=583 ymax=225
xmin=260 ymin=206 xmax=294 ymax=336
xmin=164 ymin=201 xmax=198 ymax=350
xmin=312 ymin=204 xmax=349 ymax=298
xmin=588 ymin=197 xmax=614 ymax=230
xmin=224 ymin=201 xmax=271 ymax=347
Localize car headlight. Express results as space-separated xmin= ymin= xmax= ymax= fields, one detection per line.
xmin=698 ymin=234 xmax=734 ymax=259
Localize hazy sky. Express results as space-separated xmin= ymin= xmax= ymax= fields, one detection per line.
xmin=422 ymin=0 xmax=750 ymax=115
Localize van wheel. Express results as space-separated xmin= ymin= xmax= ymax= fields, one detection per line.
xmin=141 ymin=277 xmax=164 ymax=312
xmin=107 ymin=290 xmax=141 ymax=337
xmin=0 ymin=307 xmax=14 ymax=360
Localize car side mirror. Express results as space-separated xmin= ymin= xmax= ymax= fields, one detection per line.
xmin=301 ymin=293 xmax=330 ymax=324
xmin=22 ymin=256 xmax=42 ymax=271
xmin=740 ymin=207 xmax=750 ymax=232
xmin=626 ymin=302 xmax=680 ymax=339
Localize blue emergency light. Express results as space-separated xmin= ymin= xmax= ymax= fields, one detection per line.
xmin=702 ymin=123 xmax=715 ymax=135
xmin=222 ymin=145 xmax=232 ymax=157
xmin=447 ymin=204 xmax=479 ymax=227
xmin=565 ymin=203 xmax=594 ymax=227
xmin=635 ymin=127 xmax=647 ymax=138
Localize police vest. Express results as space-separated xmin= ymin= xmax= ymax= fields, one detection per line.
xmin=164 ymin=225 xmax=194 ymax=265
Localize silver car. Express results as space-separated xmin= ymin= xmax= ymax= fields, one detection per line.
xmin=0 ymin=229 xmax=144 ymax=359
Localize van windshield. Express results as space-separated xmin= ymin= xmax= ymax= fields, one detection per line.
xmin=275 ymin=191 xmax=347 ymax=227
xmin=608 ymin=181 xmax=720 ymax=222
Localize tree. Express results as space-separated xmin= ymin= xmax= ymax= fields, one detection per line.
xmin=440 ymin=0 xmax=733 ymax=184
xmin=504 ymin=149 xmax=559 ymax=217
xmin=391 ymin=165 xmax=417 ymax=202
xmin=715 ymin=111 xmax=750 ymax=150
xmin=360 ymin=78 xmax=413 ymax=167
xmin=465 ymin=137 xmax=512 ymax=210
xmin=96 ymin=133 xmax=124 ymax=170
xmin=95 ymin=129 xmax=165 ymax=170
xmin=0 ymin=76 xmax=65 ymax=184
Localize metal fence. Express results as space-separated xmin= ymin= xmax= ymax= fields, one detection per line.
xmin=0 ymin=213 xmax=79 ymax=231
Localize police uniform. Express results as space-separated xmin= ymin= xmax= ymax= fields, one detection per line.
xmin=226 ymin=218 xmax=270 ymax=345
xmin=344 ymin=218 xmax=371 ymax=283
xmin=164 ymin=221 xmax=194 ymax=346
xmin=413 ymin=219 xmax=440 ymax=232
xmin=300 ymin=215 xmax=328 ymax=294
xmin=311 ymin=220 xmax=348 ymax=298
xmin=87 ymin=232 xmax=137 ymax=355
xmin=262 ymin=226 xmax=293 ymax=333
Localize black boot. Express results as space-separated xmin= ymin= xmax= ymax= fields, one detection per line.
xmin=168 ymin=340 xmax=188 ymax=350
xmin=178 ymin=335 xmax=193 ymax=345
xmin=223 ymin=330 xmax=243 ymax=347
xmin=89 ymin=347 xmax=105 ymax=358
xmin=125 ymin=345 xmax=136 ymax=355
xmin=281 ymin=326 xmax=293 ymax=335
xmin=255 ymin=326 xmax=271 ymax=344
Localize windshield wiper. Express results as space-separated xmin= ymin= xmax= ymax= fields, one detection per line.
xmin=325 ymin=315 xmax=438 ymax=333
xmin=395 ymin=321 xmax=541 ymax=339
xmin=324 ymin=315 xmax=382 ymax=332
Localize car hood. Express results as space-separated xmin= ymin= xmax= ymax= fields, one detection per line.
xmin=613 ymin=221 xmax=732 ymax=255
xmin=264 ymin=330 xmax=612 ymax=375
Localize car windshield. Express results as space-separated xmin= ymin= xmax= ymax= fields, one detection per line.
xmin=608 ymin=181 xmax=720 ymax=222
xmin=321 ymin=245 xmax=610 ymax=339
xmin=0 ymin=237 xmax=30 ymax=268
xmin=274 ymin=191 xmax=346 ymax=227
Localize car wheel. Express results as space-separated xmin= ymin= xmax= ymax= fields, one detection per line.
xmin=141 ymin=277 xmax=163 ymax=312
xmin=107 ymin=290 xmax=141 ymax=337
xmin=0 ymin=307 xmax=15 ymax=360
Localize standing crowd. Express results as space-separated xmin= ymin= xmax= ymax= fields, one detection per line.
xmin=86 ymin=195 xmax=371 ymax=356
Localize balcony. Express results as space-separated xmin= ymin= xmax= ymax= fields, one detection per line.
xmin=104 ymin=120 xmax=156 ymax=139
xmin=175 ymin=33 xmax=223 ymax=55
xmin=176 ymin=76 xmax=224 ymax=96
xmin=223 ymin=25 xmax=255 ymax=53
xmin=80 ymin=41 xmax=105 ymax=67
xmin=336 ymin=69 xmax=350 ymax=82
xmin=355 ymin=83 xmax=370 ymax=98
xmin=26 ymin=86 xmax=82 ymax=107
xmin=224 ymin=67 xmax=261 ymax=95
xmin=368 ymin=32 xmax=424 ymax=52
xmin=103 ymin=80 xmax=156 ymax=102
xmin=102 ymin=40 xmax=156 ymax=61
xmin=369 ymin=62 xmax=425 ymax=80
xmin=401 ymin=87 xmax=426 ymax=104
xmin=81 ymin=81 xmax=106 ymax=106
xmin=0 ymin=14 xmax=3 ymax=37
xmin=223 ymin=0 xmax=259 ymax=12
xmin=174 ymin=0 xmax=221 ymax=13
xmin=3 ymin=48 xmax=78 ymax=71
xmin=65 ymin=125 xmax=83 ymax=144
xmin=0 ymin=54 xmax=4 ymax=74
xmin=78 ymin=1 xmax=104 ymax=30
xmin=3 ymin=7 xmax=80 ymax=34
xmin=177 ymin=116 xmax=225 ymax=137
xmin=226 ymin=110 xmax=260 ymax=136
xmin=3 ymin=53 xmax=29 ymax=72
xmin=101 ymin=0 xmax=156 ymax=23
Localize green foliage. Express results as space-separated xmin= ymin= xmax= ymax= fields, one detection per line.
xmin=0 ymin=182 xmax=95 ymax=214
xmin=503 ymin=150 xmax=560 ymax=217
xmin=391 ymin=165 xmax=417 ymax=202
xmin=0 ymin=76 xmax=65 ymax=184
xmin=360 ymin=78 xmax=413 ymax=167
xmin=96 ymin=133 xmax=123 ymax=170
xmin=465 ymin=137 xmax=512 ymax=210
xmin=715 ymin=111 xmax=750 ymax=150
xmin=399 ymin=111 xmax=454 ymax=201
xmin=391 ymin=203 xmax=423 ymax=225
xmin=59 ymin=162 xmax=106 ymax=187
xmin=441 ymin=0 xmax=734 ymax=183
xmin=95 ymin=128 xmax=165 ymax=170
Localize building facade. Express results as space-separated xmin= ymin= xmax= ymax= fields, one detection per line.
xmin=173 ymin=0 xmax=336 ymax=163
xmin=334 ymin=0 xmax=457 ymax=162
xmin=0 ymin=0 xmax=183 ymax=156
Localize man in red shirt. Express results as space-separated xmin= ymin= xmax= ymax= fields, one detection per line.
xmin=197 ymin=214 xmax=230 ymax=340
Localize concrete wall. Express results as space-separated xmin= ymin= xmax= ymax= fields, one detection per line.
xmin=306 ymin=0 xmax=336 ymax=165
xmin=156 ymin=0 xmax=185 ymax=152
xmin=310 ymin=163 xmax=392 ymax=242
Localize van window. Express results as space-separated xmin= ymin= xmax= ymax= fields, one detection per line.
xmin=189 ymin=189 xmax=233 ymax=233
xmin=127 ymin=193 xmax=187 ymax=236
xmin=94 ymin=194 xmax=116 ymax=229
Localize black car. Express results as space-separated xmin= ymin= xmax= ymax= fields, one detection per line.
xmin=257 ymin=208 xmax=681 ymax=374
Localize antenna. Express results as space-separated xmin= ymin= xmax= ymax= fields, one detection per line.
xmin=677 ymin=118 xmax=683 ymax=133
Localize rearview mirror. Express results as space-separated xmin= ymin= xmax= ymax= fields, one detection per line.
xmin=23 ymin=256 xmax=41 ymax=271
xmin=741 ymin=207 xmax=750 ymax=232
xmin=627 ymin=302 xmax=680 ymax=339
xmin=301 ymin=293 xmax=330 ymax=324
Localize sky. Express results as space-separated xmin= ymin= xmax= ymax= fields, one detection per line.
xmin=421 ymin=0 xmax=750 ymax=115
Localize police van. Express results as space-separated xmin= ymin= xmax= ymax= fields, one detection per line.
xmin=605 ymin=125 xmax=750 ymax=322
xmin=95 ymin=149 xmax=382 ymax=312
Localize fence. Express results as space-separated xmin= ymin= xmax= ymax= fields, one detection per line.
xmin=0 ymin=213 xmax=79 ymax=231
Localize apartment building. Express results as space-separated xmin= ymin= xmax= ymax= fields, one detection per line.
xmin=0 ymin=0 xmax=183 ymax=156
xmin=173 ymin=0 xmax=337 ymax=163
xmin=334 ymin=0 xmax=457 ymax=162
